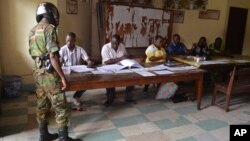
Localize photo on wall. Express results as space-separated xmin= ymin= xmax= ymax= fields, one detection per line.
xmin=173 ymin=10 xmax=185 ymax=23
xmin=198 ymin=9 xmax=220 ymax=20
xmin=66 ymin=0 xmax=78 ymax=14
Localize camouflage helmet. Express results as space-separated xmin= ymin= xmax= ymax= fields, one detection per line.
xmin=36 ymin=2 xmax=59 ymax=26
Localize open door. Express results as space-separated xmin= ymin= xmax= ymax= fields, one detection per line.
xmin=225 ymin=7 xmax=248 ymax=55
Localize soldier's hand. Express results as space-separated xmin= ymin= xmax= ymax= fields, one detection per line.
xmin=61 ymin=78 xmax=68 ymax=91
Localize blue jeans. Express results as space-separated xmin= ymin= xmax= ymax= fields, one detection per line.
xmin=73 ymin=90 xmax=86 ymax=99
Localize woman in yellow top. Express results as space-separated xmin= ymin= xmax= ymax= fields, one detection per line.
xmin=144 ymin=35 xmax=167 ymax=95
xmin=145 ymin=35 xmax=167 ymax=63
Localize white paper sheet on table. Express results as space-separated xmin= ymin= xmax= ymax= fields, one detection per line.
xmin=91 ymin=70 xmax=113 ymax=74
xmin=135 ymin=71 xmax=155 ymax=77
xmin=62 ymin=65 xmax=95 ymax=73
xmin=69 ymin=65 xmax=95 ymax=73
xmin=164 ymin=66 xmax=184 ymax=71
xmin=163 ymin=66 xmax=197 ymax=71
xmin=130 ymin=68 xmax=146 ymax=72
xmin=147 ymin=64 xmax=168 ymax=71
xmin=198 ymin=61 xmax=229 ymax=65
xmin=233 ymin=60 xmax=250 ymax=63
xmin=97 ymin=64 xmax=127 ymax=72
xmin=119 ymin=59 xmax=144 ymax=68
xmin=114 ymin=69 xmax=133 ymax=74
xmin=180 ymin=66 xmax=197 ymax=70
xmin=154 ymin=70 xmax=174 ymax=75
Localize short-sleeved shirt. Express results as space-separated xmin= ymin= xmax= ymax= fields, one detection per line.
xmin=209 ymin=43 xmax=225 ymax=54
xmin=192 ymin=45 xmax=209 ymax=57
xmin=29 ymin=19 xmax=59 ymax=58
xmin=101 ymin=42 xmax=127 ymax=64
xmin=145 ymin=44 xmax=166 ymax=63
xmin=59 ymin=45 xmax=89 ymax=66
xmin=166 ymin=42 xmax=188 ymax=56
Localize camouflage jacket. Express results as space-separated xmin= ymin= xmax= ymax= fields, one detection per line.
xmin=29 ymin=18 xmax=59 ymax=59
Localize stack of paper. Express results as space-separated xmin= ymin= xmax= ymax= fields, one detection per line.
xmin=120 ymin=59 xmax=143 ymax=68
xmin=164 ymin=66 xmax=197 ymax=71
xmin=114 ymin=69 xmax=133 ymax=74
xmin=97 ymin=64 xmax=127 ymax=72
xmin=69 ymin=65 xmax=95 ymax=73
xmin=91 ymin=70 xmax=113 ymax=74
xmin=154 ymin=70 xmax=174 ymax=75
xmin=130 ymin=68 xmax=146 ymax=72
xmin=62 ymin=65 xmax=95 ymax=74
xmin=147 ymin=64 xmax=168 ymax=71
xmin=135 ymin=71 xmax=156 ymax=77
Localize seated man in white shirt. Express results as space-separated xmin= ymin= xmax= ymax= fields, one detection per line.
xmin=101 ymin=34 xmax=136 ymax=106
xmin=59 ymin=32 xmax=93 ymax=111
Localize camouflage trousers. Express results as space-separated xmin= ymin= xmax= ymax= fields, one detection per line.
xmin=33 ymin=68 xmax=69 ymax=128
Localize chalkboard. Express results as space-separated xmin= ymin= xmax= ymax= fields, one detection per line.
xmin=104 ymin=3 xmax=173 ymax=48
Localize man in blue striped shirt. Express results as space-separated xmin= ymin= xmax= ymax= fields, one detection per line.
xmin=59 ymin=32 xmax=93 ymax=111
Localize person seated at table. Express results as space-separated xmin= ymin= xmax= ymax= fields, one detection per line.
xmin=101 ymin=34 xmax=136 ymax=106
xmin=59 ymin=32 xmax=93 ymax=111
xmin=143 ymin=35 xmax=166 ymax=95
xmin=191 ymin=36 xmax=210 ymax=59
xmin=166 ymin=33 xmax=189 ymax=57
xmin=209 ymin=37 xmax=225 ymax=55
xmin=145 ymin=35 xmax=166 ymax=63
xmin=166 ymin=34 xmax=193 ymax=100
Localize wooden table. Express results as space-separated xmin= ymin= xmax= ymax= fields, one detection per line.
xmin=173 ymin=55 xmax=250 ymax=69
xmin=65 ymin=68 xmax=206 ymax=110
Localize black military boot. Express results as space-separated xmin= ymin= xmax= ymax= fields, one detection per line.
xmin=39 ymin=123 xmax=58 ymax=141
xmin=58 ymin=126 xmax=82 ymax=141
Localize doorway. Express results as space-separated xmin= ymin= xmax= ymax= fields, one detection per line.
xmin=225 ymin=7 xmax=248 ymax=54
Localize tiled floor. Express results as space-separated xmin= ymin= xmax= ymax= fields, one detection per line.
xmin=1 ymin=85 xmax=250 ymax=141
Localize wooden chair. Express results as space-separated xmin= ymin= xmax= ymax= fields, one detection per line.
xmin=211 ymin=66 xmax=250 ymax=112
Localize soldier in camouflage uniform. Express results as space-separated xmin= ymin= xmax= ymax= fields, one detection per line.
xmin=29 ymin=2 xmax=80 ymax=141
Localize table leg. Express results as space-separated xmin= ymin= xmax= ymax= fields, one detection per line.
xmin=196 ymin=76 xmax=203 ymax=110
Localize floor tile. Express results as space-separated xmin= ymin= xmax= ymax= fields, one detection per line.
xmin=145 ymin=109 xmax=180 ymax=122
xmin=82 ymin=129 xmax=123 ymax=141
xmin=177 ymin=137 xmax=197 ymax=141
xmin=70 ymin=112 xmax=108 ymax=124
xmin=73 ymin=120 xmax=115 ymax=133
xmin=105 ymin=107 xmax=141 ymax=119
xmin=209 ymin=127 xmax=229 ymax=141
xmin=196 ymin=119 xmax=228 ymax=132
xmin=137 ymin=103 xmax=167 ymax=114
xmin=154 ymin=116 xmax=191 ymax=130
xmin=112 ymin=115 xmax=149 ymax=128
xmin=118 ymin=122 xmax=160 ymax=137
xmin=174 ymin=105 xmax=198 ymax=115
xmin=125 ymin=131 xmax=170 ymax=141
xmin=194 ymin=133 xmax=220 ymax=141
xmin=0 ymin=86 xmax=249 ymax=141
xmin=163 ymin=124 xmax=204 ymax=140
